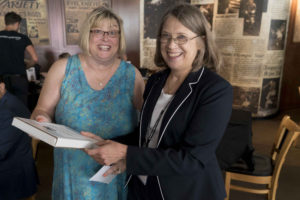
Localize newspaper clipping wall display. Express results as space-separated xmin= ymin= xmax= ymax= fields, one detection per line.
xmin=0 ymin=0 xmax=50 ymax=45
xmin=140 ymin=0 xmax=291 ymax=117
xmin=64 ymin=0 xmax=111 ymax=45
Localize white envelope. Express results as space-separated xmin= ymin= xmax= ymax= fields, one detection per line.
xmin=89 ymin=165 xmax=116 ymax=184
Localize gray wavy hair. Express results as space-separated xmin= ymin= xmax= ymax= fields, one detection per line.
xmin=154 ymin=3 xmax=222 ymax=72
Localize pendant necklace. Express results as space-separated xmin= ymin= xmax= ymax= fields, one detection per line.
xmin=96 ymin=75 xmax=106 ymax=88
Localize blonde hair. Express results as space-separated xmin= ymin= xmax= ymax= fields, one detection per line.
xmin=79 ymin=7 xmax=126 ymax=58
xmin=154 ymin=3 xmax=222 ymax=72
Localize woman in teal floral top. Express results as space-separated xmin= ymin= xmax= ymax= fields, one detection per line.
xmin=31 ymin=7 xmax=144 ymax=200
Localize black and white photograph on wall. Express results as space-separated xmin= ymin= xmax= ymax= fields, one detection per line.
xmin=19 ymin=18 xmax=28 ymax=35
xmin=260 ymin=78 xmax=279 ymax=110
xmin=144 ymin=0 xmax=188 ymax=39
xmin=66 ymin=18 xmax=79 ymax=33
xmin=233 ymin=85 xmax=260 ymax=113
xmin=239 ymin=0 xmax=264 ymax=36
xmin=29 ymin=26 xmax=39 ymax=38
xmin=197 ymin=4 xmax=214 ymax=29
xmin=261 ymin=0 xmax=268 ymax=12
xmin=217 ymin=0 xmax=241 ymax=14
xmin=268 ymin=20 xmax=287 ymax=50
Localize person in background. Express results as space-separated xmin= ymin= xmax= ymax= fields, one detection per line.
xmin=58 ymin=52 xmax=71 ymax=59
xmin=0 ymin=75 xmax=38 ymax=200
xmin=0 ymin=12 xmax=38 ymax=105
xmin=83 ymin=3 xmax=233 ymax=200
xmin=31 ymin=6 xmax=144 ymax=200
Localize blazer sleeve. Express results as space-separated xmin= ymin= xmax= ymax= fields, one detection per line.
xmin=126 ymin=79 xmax=233 ymax=176
xmin=112 ymin=126 xmax=139 ymax=145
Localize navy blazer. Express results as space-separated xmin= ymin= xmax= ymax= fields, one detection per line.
xmin=126 ymin=67 xmax=233 ymax=200
xmin=0 ymin=92 xmax=38 ymax=199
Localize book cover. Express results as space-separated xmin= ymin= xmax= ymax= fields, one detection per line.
xmin=12 ymin=117 xmax=97 ymax=149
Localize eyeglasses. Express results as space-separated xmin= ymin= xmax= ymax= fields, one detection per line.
xmin=90 ymin=29 xmax=120 ymax=39
xmin=159 ymin=33 xmax=200 ymax=45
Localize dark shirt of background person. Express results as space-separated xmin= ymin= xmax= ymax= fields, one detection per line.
xmin=0 ymin=11 xmax=38 ymax=105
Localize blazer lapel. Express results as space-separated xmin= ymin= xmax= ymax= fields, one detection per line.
xmin=157 ymin=67 xmax=205 ymax=146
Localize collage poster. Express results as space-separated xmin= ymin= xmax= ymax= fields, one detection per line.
xmin=140 ymin=0 xmax=292 ymax=117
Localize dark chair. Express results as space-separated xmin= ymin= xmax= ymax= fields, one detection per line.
xmin=216 ymin=109 xmax=254 ymax=170
xmin=224 ymin=115 xmax=300 ymax=200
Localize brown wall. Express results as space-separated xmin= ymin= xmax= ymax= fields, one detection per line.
xmin=32 ymin=0 xmax=299 ymax=110
xmin=112 ymin=0 xmax=140 ymax=67
xmin=280 ymin=0 xmax=300 ymax=110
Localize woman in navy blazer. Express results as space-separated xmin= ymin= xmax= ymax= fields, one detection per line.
xmin=84 ymin=3 xmax=233 ymax=200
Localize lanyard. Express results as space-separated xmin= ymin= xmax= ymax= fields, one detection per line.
xmin=143 ymin=96 xmax=174 ymax=147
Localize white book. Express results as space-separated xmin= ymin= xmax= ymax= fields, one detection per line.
xmin=12 ymin=117 xmax=97 ymax=148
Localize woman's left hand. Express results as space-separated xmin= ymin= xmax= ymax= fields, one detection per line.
xmin=81 ymin=131 xmax=104 ymax=142
xmin=82 ymin=131 xmax=128 ymax=166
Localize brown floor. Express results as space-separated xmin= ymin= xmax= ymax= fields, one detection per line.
xmin=35 ymin=108 xmax=300 ymax=200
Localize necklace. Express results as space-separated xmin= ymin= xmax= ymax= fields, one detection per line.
xmin=90 ymin=67 xmax=110 ymax=88
xmin=143 ymin=95 xmax=175 ymax=147
xmin=84 ymin=56 xmax=119 ymax=88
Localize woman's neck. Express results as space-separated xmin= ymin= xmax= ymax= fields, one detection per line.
xmin=163 ymin=68 xmax=191 ymax=94
xmin=83 ymin=54 xmax=119 ymax=70
xmin=169 ymin=68 xmax=190 ymax=82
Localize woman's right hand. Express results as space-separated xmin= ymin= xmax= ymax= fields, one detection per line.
xmin=27 ymin=114 xmax=51 ymax=139
xmin=82 ymin=131 xmax=127 ymax=166
xmin=35 ymin=114 xmax=51 ymax=123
